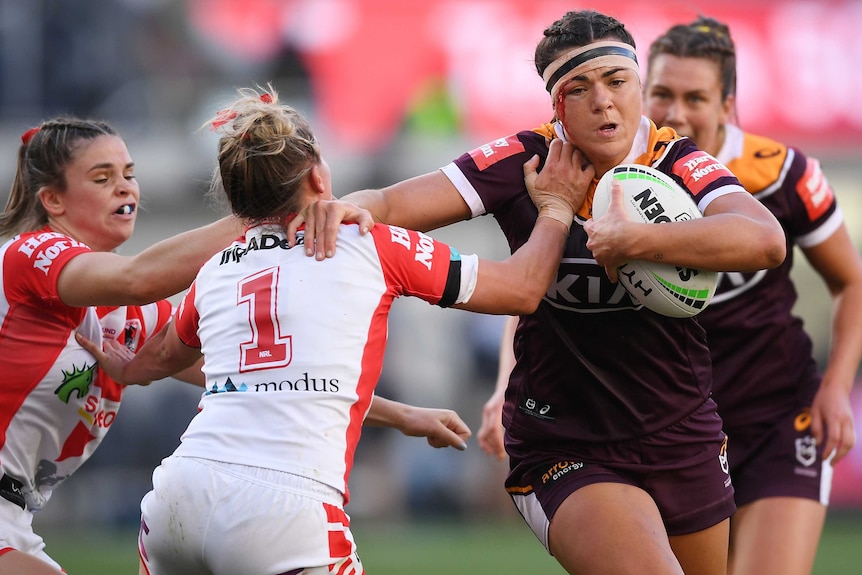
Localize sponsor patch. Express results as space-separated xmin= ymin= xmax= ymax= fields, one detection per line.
xmin=541 ymin=461 xmax=584 ymax=484
xmin=719 ymin=435 xmax=729 ymax=475
xmin=797 ymin=158 xmax=833 ymax=221
xmin=794 ymin=408 xmax=812 ymax=432
xmin=672 ymin=151 xmax=734 ymax=196
xmin=468 ymin=135 xmax=525 ymax=171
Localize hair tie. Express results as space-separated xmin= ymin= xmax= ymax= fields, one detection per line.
xmin=21 ymin=127 xmax=40 ymax=145
xmin=260 ymin=93 xmax=273 ymax=104
xmin=211 ymin=110 xmax=238 ymax=130
xmin=694 ymin=24 xmax=724 ymax=38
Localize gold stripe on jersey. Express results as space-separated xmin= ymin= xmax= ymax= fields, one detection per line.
xmin=532 ymin=121 xmax=682 ymax=219
xmin=724 ymin=132 xmax=789 ymax=195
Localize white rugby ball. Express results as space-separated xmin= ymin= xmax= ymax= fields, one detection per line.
xmin=592 ymin=164 xmax=717 ymax=318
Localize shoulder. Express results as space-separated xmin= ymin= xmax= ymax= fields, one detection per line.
xmin=655 ymin=140 xmax=744 ymax=207
xmin=725 ymin=129 xmax=791 ymax=193
xmin=2 ymin=229 xmax=91 ymax=299
xmin=455 ymin=128 xmax=549 ymax=172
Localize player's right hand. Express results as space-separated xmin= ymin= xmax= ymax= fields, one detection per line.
xmin=584 ymin=179 xmax=634 ymax=283
xmin=285 ymin=200 xmax=374 ymax=260
xmin=398 ymin=405 xmax=472 ymax=451
xmin=75 ymin=332 xmax=152 ymax=386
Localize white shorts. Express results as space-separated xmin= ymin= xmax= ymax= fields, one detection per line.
xmin=139 ymin=456 xmax=363 ymax=575
xmin=0 ymin=497 xmax=63 ymax=571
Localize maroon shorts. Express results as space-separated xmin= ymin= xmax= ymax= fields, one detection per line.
xmin=505 ymin=399 xmax=736 ymax=541
xmin=724 ymin=404 xmax=831 ymax=507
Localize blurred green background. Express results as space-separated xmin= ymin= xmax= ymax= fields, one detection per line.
xmin=41 ymin=514 xmax=862 ymax=575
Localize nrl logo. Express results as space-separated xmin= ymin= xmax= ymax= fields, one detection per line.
xmin=795 ymin=436 xmax=817 ymax=467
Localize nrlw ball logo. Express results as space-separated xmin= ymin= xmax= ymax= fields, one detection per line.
xmin=610 ymin=167 xmax=695 ymax=224
xmin=621 ymin=265 xmax=712 ymax=312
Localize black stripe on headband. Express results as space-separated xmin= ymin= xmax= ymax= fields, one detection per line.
xmin=545 ymin=45 xmax=638 ymax=93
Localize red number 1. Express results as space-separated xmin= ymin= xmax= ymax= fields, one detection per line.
xmin=237 ymin=267 xmax=292 ymax=372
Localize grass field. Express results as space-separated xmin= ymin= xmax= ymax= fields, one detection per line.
xmin=42 ymin=514 xmax=862 ymax=574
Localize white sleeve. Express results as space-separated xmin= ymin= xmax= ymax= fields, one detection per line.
xmin=454 ymin=253 xmax=479 ymax=304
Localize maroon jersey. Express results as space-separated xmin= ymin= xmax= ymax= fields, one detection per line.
xmin=442 ymin=117 xmax=747 ymax=446
xmin=699 ymin=124 xmax=840 ymax=428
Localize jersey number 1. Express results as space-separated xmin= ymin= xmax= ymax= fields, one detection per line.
xmin=238 ymin=267 xmax=292 ymax=372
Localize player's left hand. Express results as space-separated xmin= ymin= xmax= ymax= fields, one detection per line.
xmin=285 ymin=199 xmax=374 ymax=260
xmin=397 ymin=405 xmax=472 ymax=450
xmin=810 ymin=379 xmax=856 ymax=464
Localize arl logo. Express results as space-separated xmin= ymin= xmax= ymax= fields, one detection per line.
xmin=55 ymin=363 xmax=97 ymax=404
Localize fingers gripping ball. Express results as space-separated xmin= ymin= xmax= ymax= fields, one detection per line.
xmin=592 ymin=164 xmax=717 ymax=318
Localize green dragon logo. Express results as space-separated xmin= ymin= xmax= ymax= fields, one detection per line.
xmin=55 ymin=363 xmax=97 ymax=404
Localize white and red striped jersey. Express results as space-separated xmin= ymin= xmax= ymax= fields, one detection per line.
xmin=0 ymin=228 xmax=173 ymax=511
xmin=171 ymin=222 xmax=478 ymax=503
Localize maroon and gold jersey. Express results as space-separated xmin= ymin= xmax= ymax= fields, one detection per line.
xmin=441 ymin=117 xmax=748 ymax=445
xmin=699 ymin=124 xmax=841 ymax=428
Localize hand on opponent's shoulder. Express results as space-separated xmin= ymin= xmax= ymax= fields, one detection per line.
xmin=285 ymin=199 xmax=374 ymax=260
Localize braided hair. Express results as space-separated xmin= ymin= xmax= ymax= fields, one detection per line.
xmin=534 ymin=10 xmax=636 ymax=77
xmin=648 ymin=16 xmax=737 ymax=102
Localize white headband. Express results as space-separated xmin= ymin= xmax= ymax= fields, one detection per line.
xmin=542 ymin=41 xmax=639 ymax=102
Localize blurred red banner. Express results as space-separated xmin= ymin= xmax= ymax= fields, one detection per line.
xmin=189 ymin=0 xmax=862 ymax=152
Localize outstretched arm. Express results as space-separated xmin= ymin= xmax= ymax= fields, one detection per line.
xmin=58 ymin=215 xmax=245 ymax=307
xmin=76 ymin=321 xmax=201 ymax=386
xmin=286 ymin=170 xmax=472 ymax=260
xmin=366 ymin=396 xmax=472 ymax=450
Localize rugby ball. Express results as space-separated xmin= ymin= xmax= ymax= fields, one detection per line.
xmin=592 ymin=164 xmax=717 ymax=318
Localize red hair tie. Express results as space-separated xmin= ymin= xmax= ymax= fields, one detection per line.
xmin=211 ymin=109 xmax=238 ymax=130
xmin=21 ymin=127 xmax=40 ymax=145
xmin=260 ymin=93 xmax=273 ymax=104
